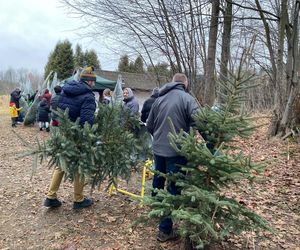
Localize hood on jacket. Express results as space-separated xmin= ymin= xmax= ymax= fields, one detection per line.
xmin=62 ymin=80 xmax=92 ymax=97
xmin=11 ymin=88 xmax=21 ymax=95
xmin=159 ymin=82 xmax=185 ymax=96
xmin=123 ymin=87 xmax=134 ymax=101
xmin=151 ymin=87 xmax=159 ymax=98
xmin=40 ymin=98 xmax=48 ymax=107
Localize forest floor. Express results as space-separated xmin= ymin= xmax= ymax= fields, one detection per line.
xmin=0 ymin=113 xmax=299 ymax=250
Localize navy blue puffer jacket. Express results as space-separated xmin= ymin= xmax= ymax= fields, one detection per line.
xmin=58 ymin=80 xmax=96 ymax=126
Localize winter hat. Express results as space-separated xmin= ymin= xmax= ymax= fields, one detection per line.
xmin=80 ymin=66 xmax=96 ymax=82
xmin=9 ymin=102 xmax=15 ymax=107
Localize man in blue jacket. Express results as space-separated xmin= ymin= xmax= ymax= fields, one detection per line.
xmin=44 ymin=67 xmax=97 ymax=209
xmin=147 ymin=73 xmax=199 ymax=242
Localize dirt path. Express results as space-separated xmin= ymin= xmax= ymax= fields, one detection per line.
xmin=0 ymin=113 xmax=299 ymax=250
xmin=0 ymin=114 xmax=159 ymax=250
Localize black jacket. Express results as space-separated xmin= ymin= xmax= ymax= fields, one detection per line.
xmin=10 ymin=90 xmax=21 ymax=108
xmin=50 ymin=93 xmax=61 ymax=120
xmin=141 ymin=94 xmax=158 ymax=123
xmin=38 ymin=99 xmax=50 ymax=122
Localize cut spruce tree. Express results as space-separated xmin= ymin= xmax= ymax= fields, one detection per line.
xmin=24 ymin=103 xmax=149 ymax=190
xmin=144 ymin=66 xmax=271 ymax=249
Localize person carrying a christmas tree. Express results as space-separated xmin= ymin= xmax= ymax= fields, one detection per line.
xmin=44 ymin=67 xmax=97 ymax=209
xmin=9 ymin=102 xmax=22 ymax=127
xmin=146 ymin=73 xmax=199 ymax=242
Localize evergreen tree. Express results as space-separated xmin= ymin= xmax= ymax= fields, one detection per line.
xmin=134 ymin=56 xmax=144 ymax=73
xmin=128 ymin=61 xmax=136 ymax=73
xmin=44 ymin=51 xmax=55 ymax=79
xmin=26 ymin=104 xmax=145 ymax=189
xmin=118 ymin=55 xmax=130 ymax=72
xmin=147 ymin=62 xmax=171 ymax=77
xmin=84 ymin=49 xmax=101 ymax=69
xmin=44 ymin=40 xmax=74 ymax=80
xmin=144 ymin=64 xmax=270 ymax=248
xmin=74 ymin=44 xmax=85 ymax=68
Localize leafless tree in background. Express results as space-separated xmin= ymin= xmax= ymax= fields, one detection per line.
xmin=204 ymin=0 xmax=220 ymax=106
xmin=61 ymin=0 xmax=300 ymax=136
xmin=0 ymin=68 xmax=42 ymax=94
xmin=253 ymin=0 xmax=300 ymax=136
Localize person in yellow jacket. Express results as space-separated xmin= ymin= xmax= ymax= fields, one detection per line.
xmin=9 ymin=102 xmax=22 ymax=127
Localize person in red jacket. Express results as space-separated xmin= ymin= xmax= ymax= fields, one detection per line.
xmin=40 ymin=89 xmax=52 ymax=107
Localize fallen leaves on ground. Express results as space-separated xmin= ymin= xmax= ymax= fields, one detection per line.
xmin=0 ymin=114 xmax=299 ymax=249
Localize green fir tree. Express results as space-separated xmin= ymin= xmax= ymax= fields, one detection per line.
xmin=147 ymin=62 xmax=171 ymax=78
xmin=44 ymin=39 xmax=74 ymax=80
xmin=84 ymin=49 xmax=101 ymax=69
xmin=144 ymin=65 xmax=271 ymax=249
xmin=25 ymin=103 xmax=146 ymax=189
xmin=118 ymin=54 xmax=130 ymax=72
xmin=134 ymin=56 xmax=144 ymax=73
xmin=74 ymin=44 xmax=85 ymax=68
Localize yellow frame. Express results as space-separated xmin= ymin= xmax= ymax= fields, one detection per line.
xmin=108 ymin=159 xmax=154 ymax=202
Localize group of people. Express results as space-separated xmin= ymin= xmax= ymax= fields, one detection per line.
xmin=10 ymin=67 xmax=199 ymax=242
xmin=37 ymin=86 xmax=65 ymax=131
xmin=9 ymin=87 xmax=63 ymax=131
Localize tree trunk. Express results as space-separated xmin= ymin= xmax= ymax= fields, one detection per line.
xmin=218 ymin=0 xmax=233 ymax=103
xmin=204 ymin=0 xmax=220 ymax=106
xmin=268 ymin=0 xmax=288 ymax=137
xmin=277 ymin=0 xmax=300 ymax=135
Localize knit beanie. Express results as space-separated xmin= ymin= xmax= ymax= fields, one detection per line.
xmin=80 ymin=67 xmax=96 ymax=82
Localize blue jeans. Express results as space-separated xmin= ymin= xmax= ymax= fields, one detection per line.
xmin=152 ymin=154 xmax=187 ymax=234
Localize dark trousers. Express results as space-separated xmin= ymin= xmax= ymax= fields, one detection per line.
xmin=11 ymin=117 xmax=17 ymax=127
xmin=152 ymin=154 xmax=187 ymax=234
xmin=17 ymin=112 xmax=23 ymax=122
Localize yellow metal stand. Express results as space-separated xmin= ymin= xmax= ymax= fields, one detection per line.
xmin=108 ymin=159 xmax=154 ymax=202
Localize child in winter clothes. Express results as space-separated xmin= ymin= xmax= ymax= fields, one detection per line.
xmin=38 ymin=98 xmax=51 ymax=131
xmin=9 ymin=102 xmax=22 ymax=127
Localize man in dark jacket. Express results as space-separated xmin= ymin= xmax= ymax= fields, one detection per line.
xmin=141 ymin=87 xmax=159 ymax=123
xmin=44 ymin=67 xmax=97 ymax=210
xmin=50 ymin=85 xmax=62 ymax=127
xmin=147 ymin=73 xmax=199 ymax=242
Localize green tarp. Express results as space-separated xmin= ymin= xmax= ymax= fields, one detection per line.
xmin=61 ymin=75 xmax=117 ymax=91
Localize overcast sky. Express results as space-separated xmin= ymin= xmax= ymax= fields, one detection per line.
xmin=0 ymin=0 xmax=118 ymax=73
